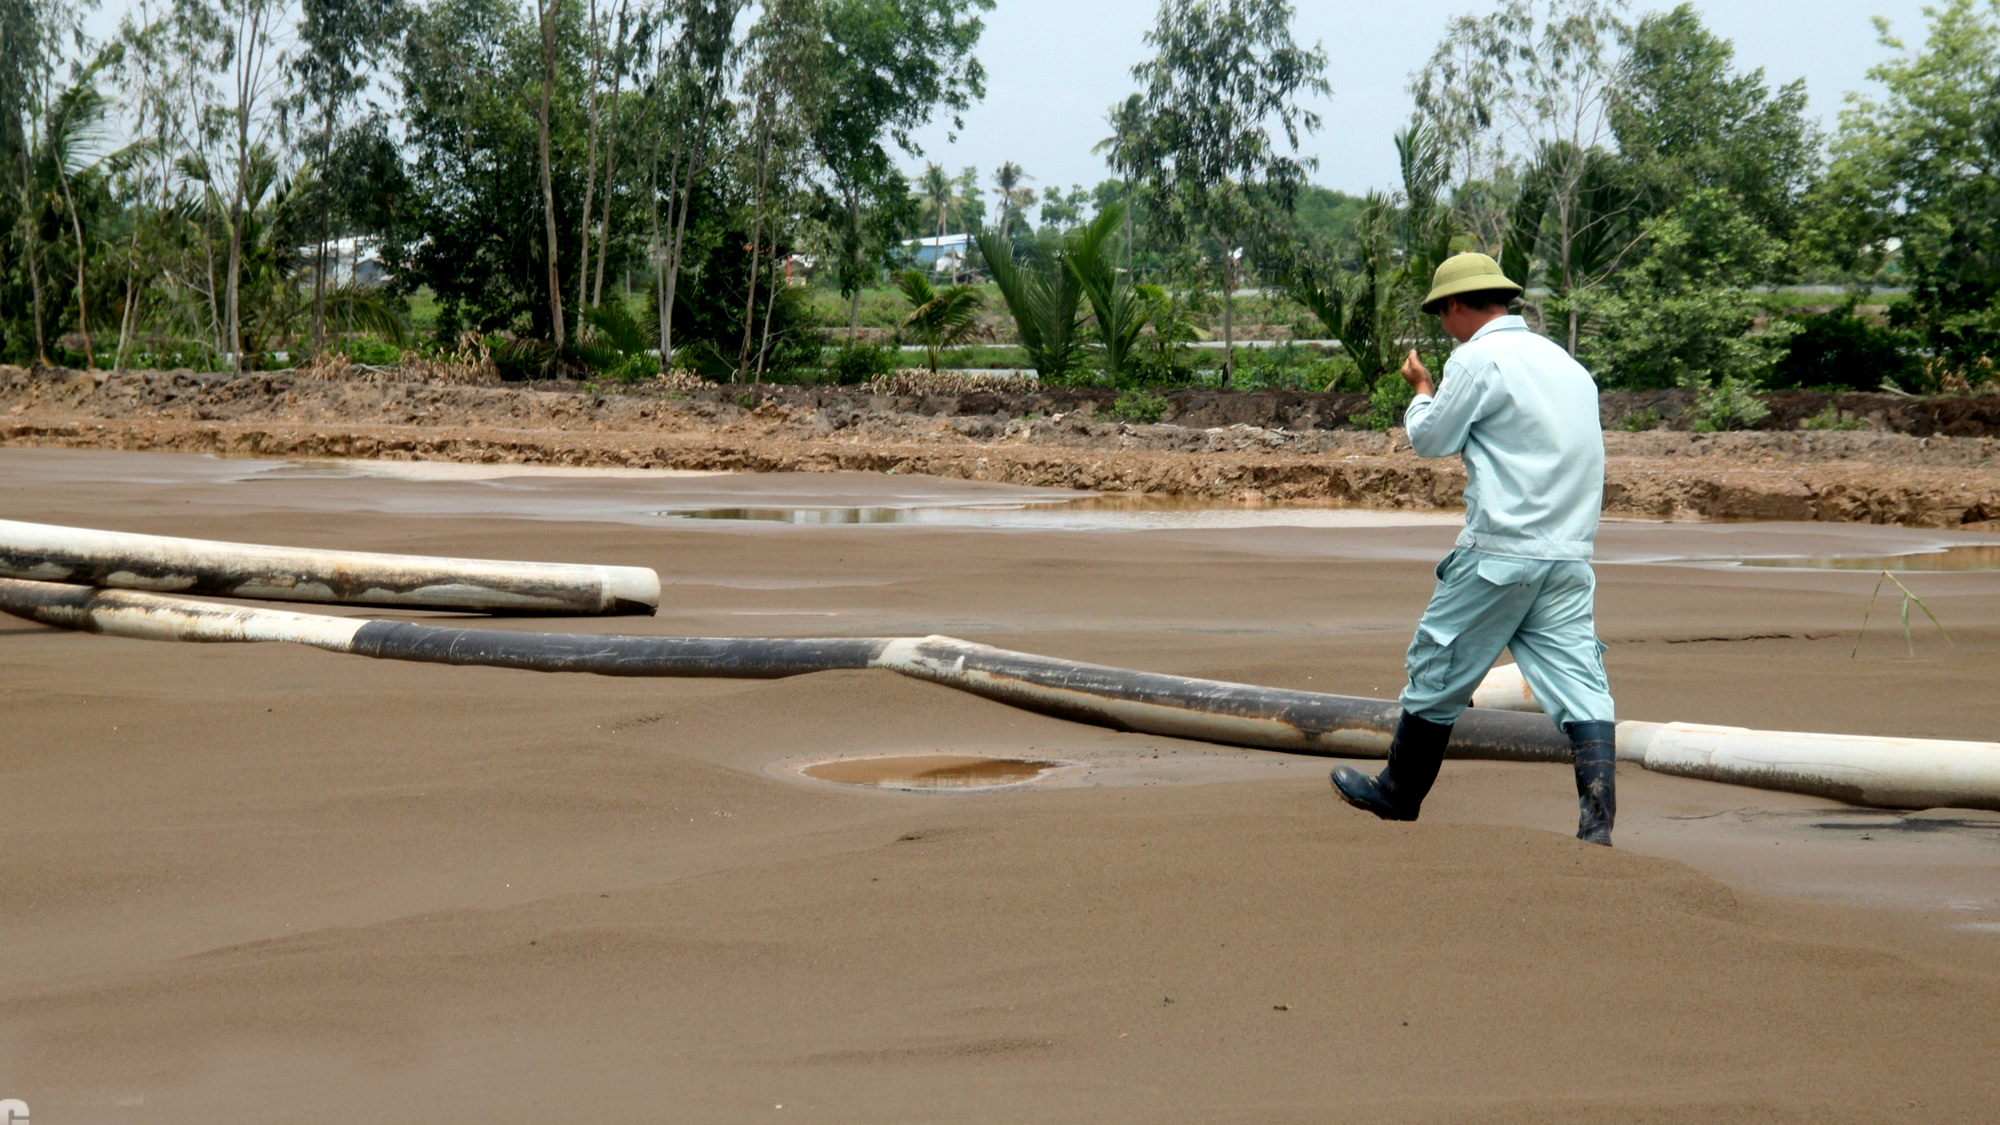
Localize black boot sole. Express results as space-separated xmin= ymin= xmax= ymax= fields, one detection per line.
xmin=1330 ymin=766 xmax=1418 ymax=822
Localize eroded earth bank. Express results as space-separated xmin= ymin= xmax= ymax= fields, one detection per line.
xmin=5 ymin=363 xmax=2000 ymax=528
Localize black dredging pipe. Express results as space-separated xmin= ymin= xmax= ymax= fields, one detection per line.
xmin=22 ymin=578 xmax=1995 ymax=810
xmin=0 ymin=578 xmax=1570 ymax=762
xmin=0 ymin=519 xmax=661 ymax=616
xmin=875 ymin=636 xmax=1570 ymax=762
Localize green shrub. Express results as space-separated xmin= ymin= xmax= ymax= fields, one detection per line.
xmin=1230 ymin=344 xmax=1345 ymax=392
xmin=1108 ymin=388 xmax=1168 ymax=424
xmin=1619 ymin=407 xmax=1663 ymax=431
xmin=946 ymin=344 xmax=1034 ymax=369
xmin=1691 ymin=375 xmax=1770 ymax=432
xmin=1770 ymin=310 xmax=1923 ymax=392
xmin=597 ymin=353 xmax=659 ymax=384
xmin=829 ymin=343 xmax=898 ymax=385
xmin=1800 ymin=404 xmax=1865 ymax=431
xmin=489 ymin=334 xmax=558 ymax=380
xmin=343 ymin=336 xmax=403 ymax=365
xmin=128 ymin=344 xmax=227 ymax=372
xmin=1312 ymin=353 xmax=1365 ymax=393
xmin=1352 ymin=375 xmax=1415 ymax=431
xmin=1115 ymin=348 xmax=1196 ymax=388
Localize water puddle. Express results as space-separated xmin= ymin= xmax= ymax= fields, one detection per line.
xmin=1805 ymin=808 xmax=2000 ymax=839
xmin=251 ymin=458 xmax=727 ymax=482
xmin=1737 ymin=546 xmax=2000 ymax=572
xmin=800 ymin=754 xmax=1065 ymax=791
xmin=661 ymin=498 xmax=1461 ymax=531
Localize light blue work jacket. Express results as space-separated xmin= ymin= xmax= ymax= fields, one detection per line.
xmin=1403 ymin=316 xmax=1605 ymax=560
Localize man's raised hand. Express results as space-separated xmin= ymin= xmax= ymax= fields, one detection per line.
xmin=1400 ymin=349 xmax=1434 ymax=396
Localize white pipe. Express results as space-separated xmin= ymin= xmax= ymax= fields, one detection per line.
xmin=15 ymin=585 xmax=369 ymax=649
xmin=1470 ymin=665 xmax=2000 ymax=810
xmin=1614 ymin=721 xmax=2000 ymax=811
xmin=0 ymin=518 xmax=660 ymax=615
xmin=1469 ymin=663 xmax=1538 ymax=712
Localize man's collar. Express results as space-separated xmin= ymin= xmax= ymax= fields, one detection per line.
xmin=1466 ymin=315 xmax=1528 ymax=343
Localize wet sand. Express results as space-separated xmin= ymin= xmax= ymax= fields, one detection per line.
xmin=3 ymin=448 xmax=2000 ymax=1122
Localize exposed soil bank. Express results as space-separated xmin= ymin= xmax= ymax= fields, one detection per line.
xmin=6 ymin=363 xmax=1999 ymax=528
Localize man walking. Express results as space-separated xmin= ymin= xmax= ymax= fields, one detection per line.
xmin=1331 ymin=252 xmax=1618 ymax=845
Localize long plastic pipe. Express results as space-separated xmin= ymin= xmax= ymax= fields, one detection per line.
xmin=7 ymin=578 xmax=1996 ymax=812
xmin=0 ymin=578 xmax=1570 ymax=763
xmin=0 ymin=519 xmax=660 ymax=616
xmin=1614 ymin=721 xmax=2000 ymax=812
xmin=1469 ymin=662 xmax=2000 ymax=809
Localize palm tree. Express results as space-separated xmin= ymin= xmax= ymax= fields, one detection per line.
xmin=975 ymin=225 xmax=1088 ymax=382
xmin=1289 ymin=194 xmax=1409 ymax=393
xmin=1093 ymin=93 xmax=1147 ymax=275
xmin=28 ymin=46 xmax=126 ymax=369
xmin=1065 ymin=203 xmax=1148 ymax=381
xmin=916 ymin=161 xmax=961 ymax=241
xmin=992 ymin=160 xmax=1035 ymax=239
xmin=896 ymin=269 xmax=983 ymax=373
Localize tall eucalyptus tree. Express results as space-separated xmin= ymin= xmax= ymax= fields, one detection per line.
xmin=642 ymin=0 xmax=745 ymax=363
xmin=534 ymin=0 xmax=566 ymax=347
xmin=737 ymin=0 xmax=823 ymax=379
xmin=2 ymin=0 xmax=94 ymax=363
xmin=809 ymin=0 xmax=993 ymax=341
xmin=210 ymin=0 xmax=293 ymax=368
xmin=1126 ymin=0 xmax=1328 ymax=387
xmin=1411 ymin=0 xmax=1633 ymax=353
xmin=292 ymin=0 xmax=405 ymax=359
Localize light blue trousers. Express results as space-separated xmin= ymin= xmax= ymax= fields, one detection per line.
xmin=1399 ymin=548 xmax=1616 ymax=731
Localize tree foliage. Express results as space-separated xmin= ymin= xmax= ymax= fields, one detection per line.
xmin=1609 ymin=3 xmax=1818 ymax=238
xmin=895 ymin=268 xmax=981 ymax=372
xmin=1126 ymin=0 xmax=1328 ymax=385
xmin=1823 ymin=0 xmax=2000 ymax=372
xmin=1582 ymin=188 xmax=1790 ymax=389
xmin=1413 ymin=0 xmax=1630 ymax=352
xmin=974 ymin=222 xmax=1087 ymax=382
xmin=811 ymin=0 xmax=993 ymax=338
xmin=3 ymin=0 xmax=1993 ymax=400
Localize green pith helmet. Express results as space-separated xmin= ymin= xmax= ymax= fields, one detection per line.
xmin=1421 ymin=252 xmax=1523 ymax=314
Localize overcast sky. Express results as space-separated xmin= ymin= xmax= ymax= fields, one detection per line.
xmin=82 ymin=0 xmax=1941 ymax=197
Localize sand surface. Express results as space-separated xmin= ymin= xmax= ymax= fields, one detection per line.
xmin=4 ymin=448 xmax=2000 ymax=1122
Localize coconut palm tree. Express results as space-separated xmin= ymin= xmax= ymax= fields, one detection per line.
xmin=896 ymin=269 xmax=982 ymax=373
xmin=916 ymin=161 xmax=962 ymax=241
xmin=1093 ymin=93 xmax=1147 ymax=274
xmin=992 ymin=160 xmax=1035 ymax=239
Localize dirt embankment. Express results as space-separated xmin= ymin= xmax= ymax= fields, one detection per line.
xmin=5 ymin=363 xmax=1999 ymax=528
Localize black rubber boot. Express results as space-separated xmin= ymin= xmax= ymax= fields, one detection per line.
xmin=1331 ymin=711 xmax=1453 ymax=821
xmin=1568 ymin=720 xmax=1618 ymax=846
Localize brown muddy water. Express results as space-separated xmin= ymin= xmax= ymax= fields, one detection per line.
xmin=6 ymin=448 xmax=2000 ymax=571
xmin=659 ymin=497 xmax=1465 ymax=530
xmin=799 ymin=755 xmax=1067 ymax=791
xmin=1738 ymin=545 xmax=2000 ymax=571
